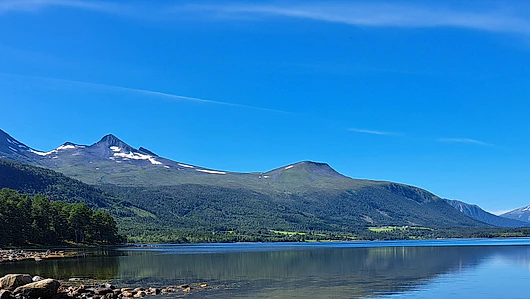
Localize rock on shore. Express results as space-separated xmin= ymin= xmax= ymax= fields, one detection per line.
xmin=0 ymin=274 xmax=33 ymax=291
xmin=0 ymin=274 xmax=210 ymax=299
xmin=0 ymin=250 xmax=78 ymax=263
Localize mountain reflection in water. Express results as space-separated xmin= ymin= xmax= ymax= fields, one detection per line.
xmin=1 ymin=240 xmax=529 ymax=298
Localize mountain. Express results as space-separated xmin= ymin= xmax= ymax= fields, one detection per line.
xmin=500 ymin=206 xmax=530 ymax=223
xmin=445 ymin=199 xmax=530 ymax=228
xmin=0 ymin=129 xmax=492 ymax=241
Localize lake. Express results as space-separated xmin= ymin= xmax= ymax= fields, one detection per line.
xmin=2 ymin=239 xmax=530 ymax=298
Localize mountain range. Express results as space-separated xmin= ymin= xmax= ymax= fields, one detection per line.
xmin=445 ymin=199 xmax=529 ymax=228
xmin=1 ymin=128 xmax=529 ymax=241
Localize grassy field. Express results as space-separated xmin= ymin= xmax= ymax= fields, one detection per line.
xmin=368 ymin=226 xmax=433 ymax=232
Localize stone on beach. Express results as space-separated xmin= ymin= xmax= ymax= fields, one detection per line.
xmin=2 ymin=272 xmax=210 ymax=299
xmin=13 ymin=278 xmax=60 ymax=298
xmin=0 ymin=274 xmax=33 ymax=291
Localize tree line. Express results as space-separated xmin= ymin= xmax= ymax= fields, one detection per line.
xmin=0 ymin=188 xmax=124 ymax=246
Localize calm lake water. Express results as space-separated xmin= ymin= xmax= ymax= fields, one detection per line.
xmin=2 ymin=239 xmax=530 ymax=298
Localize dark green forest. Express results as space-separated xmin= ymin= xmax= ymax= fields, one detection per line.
xmin=0 ymin=188 xmax=124 ymax=246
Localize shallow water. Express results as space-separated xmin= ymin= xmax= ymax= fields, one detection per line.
xmin=2 ymin=239 xmax=530 ymax=298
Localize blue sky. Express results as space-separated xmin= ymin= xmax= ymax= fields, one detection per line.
xmin=1 ymin=0 xmax=529 ymax=213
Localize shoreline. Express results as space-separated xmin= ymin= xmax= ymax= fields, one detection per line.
xmin=0 ymin=249 xmax=80 ymax=263
xmin=0 ymin=274 xmax=212 ymax=298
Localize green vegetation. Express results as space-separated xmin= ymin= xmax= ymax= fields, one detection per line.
xmin=3 ymin=158 xmax=530 ymax=244
xmin=368 ymin=226 xmax=434 ymax=232
xmin=0 ymin=159 xmax=158 ymax=238
xmin=0 ymin=188 xmax=124 ymax=246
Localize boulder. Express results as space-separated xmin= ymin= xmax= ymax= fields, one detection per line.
xmin=13 ymin=279 xmax=60 ymax=298
xmin=0 ymin=290 xmax=12 ymax=299
xmin=0 ymin=274 xmax=32 ymax=291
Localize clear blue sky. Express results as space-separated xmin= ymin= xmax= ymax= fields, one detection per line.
xmin=1 ymin=0 xmax=529 ymax=213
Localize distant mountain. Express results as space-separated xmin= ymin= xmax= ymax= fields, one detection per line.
xmin=500 ymin=206 xmax=530 ymax=223
xmin=0 ymin=128 xmax=492 ymax=241
xmin=445 ymin=199 xmax=530 ymax=228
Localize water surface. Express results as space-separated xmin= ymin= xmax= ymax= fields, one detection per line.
xmin=2 ymin=239 xmax=529 ymax=298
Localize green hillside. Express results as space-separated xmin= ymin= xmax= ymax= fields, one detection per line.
xmin=0 ymin=159 xmax=155 ymax=238
xmin=0 ymin=158 xmax=490 ymax=243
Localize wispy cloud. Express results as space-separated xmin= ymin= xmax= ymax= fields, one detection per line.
xmin=3 ymin=1 xmax=530 ymax=36
xmin=0 ymin=0 xmax=119 ymax=14
xmin=348 ymin=128 xmax=397 ymax=136
xmin=0 ymin=73 xmax=292 ymax=115
xmin=184 ymin=2 xmax=530 ymax=36
xmin=438 ymin=138 xmax=493 ymax=146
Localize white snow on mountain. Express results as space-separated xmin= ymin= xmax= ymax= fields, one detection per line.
xmin=57 ymin=144 xmax=76 ymax=150
xmin=29 ymin=144 xmax=79 ymax=156
xmin=196 ymin=169 xmax=226 ymax=175
xmin=6 ymin=138 xmax=18 ymax=145
xmin=178 ymin=163 xmax=195 ymax=168
xmin=113 ymin=151 xmax=162 ymax=165
xmin=30 ymin=149 xmax=54 ymax=156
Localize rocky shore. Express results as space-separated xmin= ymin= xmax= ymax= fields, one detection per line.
xmin=0 ymin=274 xmax=210 ymax=299
xmin=0 ymin=250 xmax=79 ymax=263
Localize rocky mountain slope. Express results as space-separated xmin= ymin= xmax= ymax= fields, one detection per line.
xmin=446 ymin=199 xmax=530 ymax=228
xmin=500 ymin=206 xmax=530 ymax=223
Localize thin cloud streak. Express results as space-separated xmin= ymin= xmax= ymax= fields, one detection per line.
xmin=3 ymin=1 xmax=530 ymax=36
xmin=348 ymin=128 xmax=397 ymax=136
xmin=0 ymin=0 xmax=120 ymax=14
xmin=56 ymin=78 xmax=294 ymax=115
xmin=1 ymin=73 xmax=292 ymax=115
xmin=184 ymin=2 xmax=530 ymax=35
xmin=438 ymin=138 xmax=493 ymax=146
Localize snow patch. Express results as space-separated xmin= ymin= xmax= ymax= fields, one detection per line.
xmin=263 ymin=175 xmax=269 ymax=178
xmin=522 ymin=206 xmax=530 ymax=212
xmin=28 ymin=144 xmax=76 ymax=156
xmin=57 ymin=144 xmax=76 ymax=150
xmin=6 ymin=138 xmax=18 ymax=145
xmin=178 ymin=163 xmax=195 ymax=169
xmin=285 ymin=165 xmax=294 ymax=170
xmin=30 ymin=149 xmax=54 ymax=156
xmin=196 ymin=169 xmax=226 ymax=175
xmin=164 ymin=165 xmax=170 ymax=169
xmin=114 ymin=151 xmax=162 ymax=165
xmin=110 ymin=146 xmax=121 ymax=152
xmin=8 ymin=146 xmax=18 ymax=152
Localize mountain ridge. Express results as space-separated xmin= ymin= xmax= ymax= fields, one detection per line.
xmin=500 ymin=205 xmax=530 ymax=223
xmin=0 ymin=128 xmax=497 ymax=234
xmin=446 ymin=199 xmax=530 ymax=228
